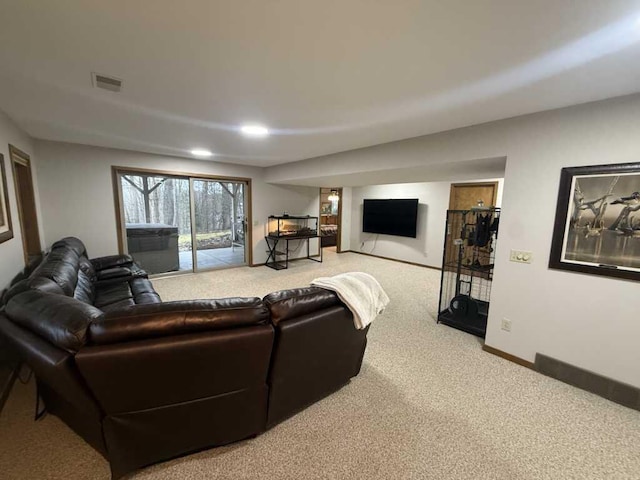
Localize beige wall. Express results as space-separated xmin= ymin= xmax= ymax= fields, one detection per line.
xmin=0 ymin=110 xmax=42 ymax=288
xmin=266 ymin=93 xmax=640 ymax=388
xmin=349 ymin=179 xmax=503 ymax=268
xmin=33 ymin=141 xmax=319 ymax=265
xmin=340 ymin=187 xmax=352 ymax=252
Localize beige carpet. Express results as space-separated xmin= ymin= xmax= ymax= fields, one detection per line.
xmin=1 ymin=249 xmax=639 ymax=479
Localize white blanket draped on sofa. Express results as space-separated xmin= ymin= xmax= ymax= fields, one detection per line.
xmin=310 ymin=272 xmax=389 ymax=330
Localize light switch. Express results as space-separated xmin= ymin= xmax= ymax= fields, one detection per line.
xmin=510 ymin=250 xmax=532 ymax=264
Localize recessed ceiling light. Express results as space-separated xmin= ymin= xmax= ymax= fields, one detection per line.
xmin=240 ymin=124 xmax=270 ymax=137
xmin=190 ymin=148 xmax=213 ymax=157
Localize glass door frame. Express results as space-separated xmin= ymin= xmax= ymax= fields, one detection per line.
xmin=319 ymin=187 xmax=343 ymax=253
xmin=189 ymin=177 xmax=250 ymax=273
xmin=112 ymin=166 xmax=253 ymax=276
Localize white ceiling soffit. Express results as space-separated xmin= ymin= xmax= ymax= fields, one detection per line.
xmin=269 ymin=157 xmax=507 ymax=187
xmin=0 ymin=1 xmax=640 ymax=167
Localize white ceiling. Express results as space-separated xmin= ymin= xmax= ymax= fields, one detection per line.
xmin=1 ymin=0 xmax=640 ymax=167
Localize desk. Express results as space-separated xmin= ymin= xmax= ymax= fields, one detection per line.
xmin=265 ymin=235 xmax=322 ymax=270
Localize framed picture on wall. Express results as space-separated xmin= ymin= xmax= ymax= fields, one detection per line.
xmin=321 ymin=202 xmax=332 ymax=215
xmin=549 ymin=162 xmax=640 ymax=281
xmin=0 ymin=154 xmax=14 ymax=244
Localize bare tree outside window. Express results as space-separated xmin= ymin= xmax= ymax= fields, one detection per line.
xmin=121 ymin=175 xmax=244 ymax=252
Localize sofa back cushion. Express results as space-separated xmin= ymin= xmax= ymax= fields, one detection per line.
xmin=3 ymin=276 xmax=67 ymax=305
xmin=29 ymin=246 xmax=81 ymax=297
xmin=6 ymin=290 xmax=104 ymax=353
xmin=74 ymin=257 xmax=96 ymax=304
xmin=89 ymin=298 xmax=270 ymax=345
xmin=263 ymin=287 xmax=341 ymax=325
xmin=51 ymin=237 xmax=88 ymax=258
xmin=4 ymin=239 xmax=93 ymax=304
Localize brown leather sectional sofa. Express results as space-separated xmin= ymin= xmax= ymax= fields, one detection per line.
xmin=0 ymin=237 xmax=369 ymax=479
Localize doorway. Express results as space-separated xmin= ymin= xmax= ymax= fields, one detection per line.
xmin=449 ymin=182 xmax=498 ymax=211
xmin=9 ymin=145 xmax=41 ymax=264
xmin=113 ymin=167 xmax=251 ymax=275
xmin=445 ymin=182 xmax=499 ymax=270
xmin=190 ymin=178 xmax=247 ymax=270
xmin=319 ymin=187 xmax=342 ymax=253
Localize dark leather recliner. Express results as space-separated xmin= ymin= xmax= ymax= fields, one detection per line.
xmin=263 ymin=287 xmax=369 ymax=427
xmin=0 ymin=237 xmax=370 ymax=479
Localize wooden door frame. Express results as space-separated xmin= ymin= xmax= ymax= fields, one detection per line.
xmin=336 ymin=187 xmax=343 ymax=253
xmin=9 ymin=144 xmax=42 ymax=263
xmin=449 ymin=181 xmax=499 ymax=210
xmin=0 ymin=154 xmax=13 ymax=245
xmin=445 ymin=181 xmax=499 ymax=273
xmin=111 ymin=166 xmax=253 ymax=269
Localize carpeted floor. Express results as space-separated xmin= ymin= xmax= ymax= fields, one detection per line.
xmin=1 ymin=249 xmax=639 ymax=479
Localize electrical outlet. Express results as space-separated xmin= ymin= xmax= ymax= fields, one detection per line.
xmin=510 ymin=250 xmax=532 ymax=264
xmin=501 ymin=318 xmax=512 ymax=332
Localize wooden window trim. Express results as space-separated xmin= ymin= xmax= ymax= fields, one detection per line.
xmin=111 ymin=165 xmax=253 ymax=267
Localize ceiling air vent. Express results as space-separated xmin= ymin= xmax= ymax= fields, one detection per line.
xmin=91 ymin=72 xmax=123 ymax=92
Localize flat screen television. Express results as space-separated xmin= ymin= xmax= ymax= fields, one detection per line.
xmin=362 ymin=198 xmax=419 ymax=238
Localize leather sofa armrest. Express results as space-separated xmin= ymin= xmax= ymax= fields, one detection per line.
xmin=94 ymin=265 xmax=148 ymax=286
xmin=91 ymin=254 xmax=134 ymax=272
xmin=89 ymin=298 xmax=270 ymax=345
xmin=96 ymin=266 xmax=135 ymax=282
xmin=6 ymin=290 xmax=104 ymax=353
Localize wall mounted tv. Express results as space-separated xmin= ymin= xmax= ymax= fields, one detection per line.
xmin=362 ymin=198 xmax=419 ymax=238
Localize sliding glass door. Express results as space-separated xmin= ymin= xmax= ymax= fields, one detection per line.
xmin=191 ymin=179 xmax=247 ymax=271
xmin=116 ymin=168 xmax=249 ymax=275
xmin=120 ymin=173 xmax=191 ymax=274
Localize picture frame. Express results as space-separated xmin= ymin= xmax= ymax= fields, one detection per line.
xmin=549 ymin=162 xmax=640 ymax=281
xmin=0 ymin=154 xmax=14 ymax=244
xmin=321 ymin=202 xmax=332 ymax=215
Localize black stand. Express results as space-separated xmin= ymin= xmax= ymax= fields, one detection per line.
xmin=265 ymin=235 xmax=322 ymax=270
